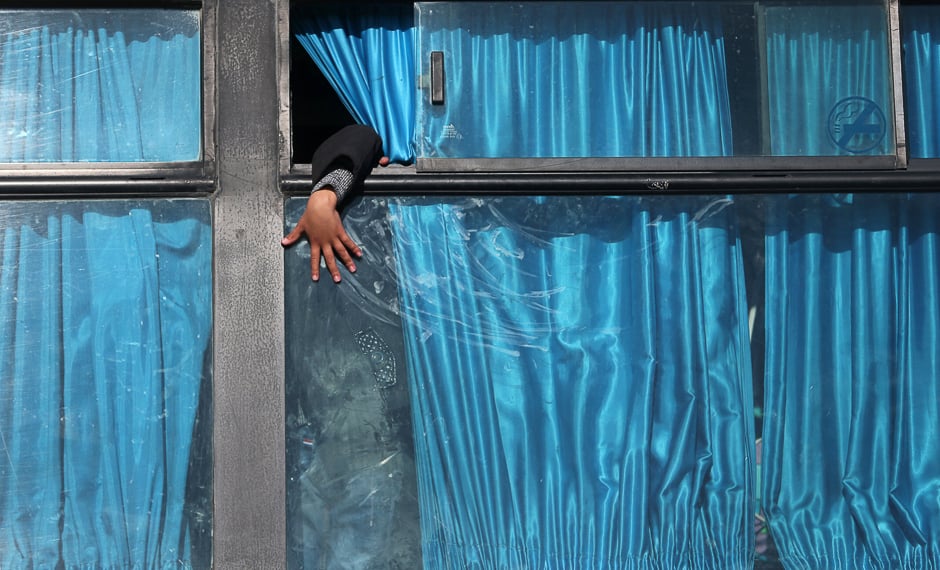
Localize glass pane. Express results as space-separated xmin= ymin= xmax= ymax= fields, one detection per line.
xmin=0 ymin=10 xmax=201 ymax=163
xmin=284 ymin=196 xmax=422 ymax=570
xmin=286 ymin=190 xmax=940 ymax=568
xmin=763 ymin=2 xmax=895 ymax=156
xmin=415 ymin=1 xmax=897 ymax=162
xmin=0 ymin=199 xmax=212 ymax=568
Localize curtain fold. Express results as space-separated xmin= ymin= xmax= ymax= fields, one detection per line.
xmin=0 ymin=11 xmax=201 ymax=162
xmin=390 ymin=196 xmax=755 ymax=569
xmin=0 ymin=11 xmax=209 ymax=568
xmin=761 ymin=193 xmax=940 ymax=569
xmin=0 ymin=202 xmax=212 ymax=569
xmin=417 ymin=2 xmax=733 ymax=159
xmin=902 ymin=6 xmax=940 ymax=158
xmin=294 ymin=4 xmax=416 ymax=164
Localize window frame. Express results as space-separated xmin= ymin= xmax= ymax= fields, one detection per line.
xmin=0 ymin=0 xmax=216 ymax=195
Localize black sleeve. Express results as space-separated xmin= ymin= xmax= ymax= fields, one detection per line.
xmin=309 ymin=125 xmax=385 ymax=197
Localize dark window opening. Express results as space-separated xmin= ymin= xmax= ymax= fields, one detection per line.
xmin=289 ymin=33 xmax=356 ymax=164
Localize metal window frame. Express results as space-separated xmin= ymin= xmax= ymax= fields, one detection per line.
xmin=0 ymin=3 xmax=217 ymax=196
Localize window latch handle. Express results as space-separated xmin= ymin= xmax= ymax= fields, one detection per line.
xmin=430 ymin=51 xmax=445 ymax=105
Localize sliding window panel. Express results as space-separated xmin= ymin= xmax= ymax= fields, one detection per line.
xmin=0 ymin=198 xmax=212 ymax=569
xmin=761 ymin=1 xmax=898 ymax=159
xmin=416 ymin=2 xmax=738 ymax=166
xmin=415 ymin=1 xmax=903 ymax=172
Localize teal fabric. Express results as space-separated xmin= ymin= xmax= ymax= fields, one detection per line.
xmin=902 ymin=5 xmax=940 ymax=158
xmin=0 ymin=10 xmax=201 ymax=162
xmin=0 ymin=201 xmax=212 ymax=569
xmin=762 ymin=194 xmax=940 ymax=569
xmin=390 ymin=196 xmax=755 ymax=569
xmin=416 ymin=2 xmax=733 ymax=159
xmin=294 ymin=4 xmax=416 ymax=164
xmin=0 ymin=10 xmax=209 ymax=568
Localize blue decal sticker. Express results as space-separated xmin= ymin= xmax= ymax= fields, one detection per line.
xmin=827 ymin=96 xmax=887 ymax=154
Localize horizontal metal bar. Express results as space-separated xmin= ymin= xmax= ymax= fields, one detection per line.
xmin=282 ymin=167 xmax=940 ymax=196
xmin=0 ymin=1 xmax=202 ymax=8
xmin=0 ymin=177 xmax=215 ymax=199
xmin=415 ymin=155 xmax=904 ymax=173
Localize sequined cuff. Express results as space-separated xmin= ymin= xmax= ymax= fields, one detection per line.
xmin=314 ymin=168 xmax=355 ymax=203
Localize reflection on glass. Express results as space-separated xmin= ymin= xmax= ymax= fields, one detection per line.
xmin=287 ymin=191 xmax=940 ymax=569
xmin=417 ymin=2 xmax=736 ymax=159
xmin=902 ymin=4 xmax=940 ymax=158
xmin=284 ymin=196 xmax=422 ymax=570
xmin=0 ymin=199 xmax=212 ymax=569
xmin=414 ymin=1 xmax=896 ymax=161
xmin=0 ymin=10 xmax=201 ymax=163
xmin=763 ymin=3 xmax=894 ymax=156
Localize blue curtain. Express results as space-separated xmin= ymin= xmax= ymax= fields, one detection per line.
xmin=902 ymin=6 xmax=940 ymax=158
xmin=0 ymin=11 xmax=201 ymax=162
xmin=418 ymin=2 xmax=733 ymax=159
xmin=764 ymin=5 xmax=893 ymax=156
xmin=389 ymin=196 xmax=755 ymax=569
xmin=294 ymin=4 xmax=416 ymax=164
xmin=761 ymin=194 xmax=940 ymax=569
xmin=761 ymin=7 xmax=940 ymax=568
xmin=0 ymin=201 xmax=212 ymax=569
xmin=0 ymin=10 xmax=210 ymax=569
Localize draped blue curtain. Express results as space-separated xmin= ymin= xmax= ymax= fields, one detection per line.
xmin=764 ymin=4 xmax=893 ymax=156
xmin=417 ymin=2 xmax=733 ymax=158
xmin=389 ymin=196 xmax=755 ymax=569
xmin=0 ymin=10 xmax=201 ymax=162
xmin=902 ymin=6 xmax=940 ymax=158
xmin=0 ymin=10 xmax=210 ymax=569
xmin=294 ymin=4 xmax=416 ymax=164
xmin=761 ymin=194 xmax=940 ymax=569
xmin=761 ymin=6 xmax=940 ymax=568
xmin=0 ymin=201 xmax=212 ymax=569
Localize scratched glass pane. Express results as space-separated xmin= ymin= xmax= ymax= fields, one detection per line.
xmin=285 ymin=192 xmax=940 ymax=569
xmin=414 ymin=0 xmax=895 ymax=160
xmin=0 ymin=10 xmax=201 ymax=163
xmin=284 ymin=195 xmax=422 ymax=570
xmin=0 ymin=198 xmax=212 ymax=569
xmin=762 ymin=3 xmax=895 ymax=157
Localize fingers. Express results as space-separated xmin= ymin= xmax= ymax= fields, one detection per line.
xmin=321 ymin=247 xmax=342 ymax=283
xmin=281 ymin=223 xmax=303 ymax=247
xmin=309 ymin=244 xmax=322 ymax=282
xmin=333 ymin=240 xmax=358 ymax=274
xmin=337 ymin=229 xmax=362 ymax=259
xmin=378 ymin=156 xmax=390 ymax=167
